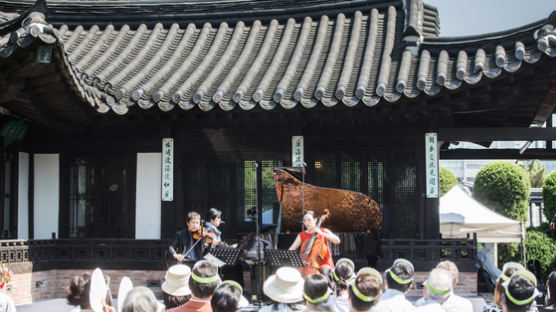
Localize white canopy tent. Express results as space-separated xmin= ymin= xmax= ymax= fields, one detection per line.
xmin=439 ymin=186 xmax=524 ymax=243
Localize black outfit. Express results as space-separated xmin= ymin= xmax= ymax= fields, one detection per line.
xmin=168 ymin=229 xmax=204 ymax=263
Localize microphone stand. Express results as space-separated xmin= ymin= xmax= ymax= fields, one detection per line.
xmin=301 ymin=162 xmax=306 ymax=232
xmin=253 ymin=161 xmax=262 ymax=308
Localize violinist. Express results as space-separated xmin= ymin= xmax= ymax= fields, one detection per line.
xmin=289 ymin=210 xmax=341 ymax=277
xmin=205 ymin=208 xmax=226 ymax=247
xmin=168 ymin=211 xmax=219 ymax=265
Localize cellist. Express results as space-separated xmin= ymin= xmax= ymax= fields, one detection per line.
xmin=289 ymin=210 xmax=341 ymax=277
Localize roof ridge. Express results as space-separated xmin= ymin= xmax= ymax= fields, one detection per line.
xmin=1 ymin=0 xmax=404 ymax=28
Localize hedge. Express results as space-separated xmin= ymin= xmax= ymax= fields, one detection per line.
xmin=439 ymin=166 xmax=458 ymax=197
xmin=543 ymin=171 xmax=556 ymax=222
xmin=473 ymin=161 xmax=530 ymax=223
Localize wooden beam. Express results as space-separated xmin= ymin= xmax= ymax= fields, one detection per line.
xmin=441 ymin=148 xmax=556 ymax=160
xmin=438 ymin=127 xmax=556 ymax=141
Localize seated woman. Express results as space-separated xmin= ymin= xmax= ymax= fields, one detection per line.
xmin=289 ymin=210 xmax=341 ymax=277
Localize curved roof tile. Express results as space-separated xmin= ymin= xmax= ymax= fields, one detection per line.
xmin=0 ymin=5 xmax=555 ymax=115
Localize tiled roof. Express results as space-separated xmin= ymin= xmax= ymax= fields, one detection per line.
xmin=0 ymin=1 xmax=555 ymax=117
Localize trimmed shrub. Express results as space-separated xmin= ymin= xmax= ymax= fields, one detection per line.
xmin=525 ymin=228 xmax=556 ymax=279
xmin=498 ymin=242 xmax=520 ymax=269
xmin=497 ymin=225 xmax=556 ymax=280
xmin=439 ymin=166 xmax=458 ymax=197
xmin=473 ymin=161 xmax=530 ymax=223
xmin=543 ymin=170 xmax=556 ymax=222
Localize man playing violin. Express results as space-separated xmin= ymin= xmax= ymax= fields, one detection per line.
xmin=289 ymin=210 xmax=341 ymax=277
xmin=168 ymin=211 xmax=220 ymax=265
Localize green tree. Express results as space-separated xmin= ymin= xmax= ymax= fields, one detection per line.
xmin=473 ymin=161 xmax=530 ymax=223
xmin=543 ymin=170 xmax=556 ymax=221
xmin=439 ymin=166 xmax=458 ymax=196
xmin=526 ymin=160 xmax=546 ymax=188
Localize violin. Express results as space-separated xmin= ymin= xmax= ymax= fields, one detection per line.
xmin=300 ymin=209 xmax=330 ymax=278
xmin=192 ymin=227 xmax=228 ymax=248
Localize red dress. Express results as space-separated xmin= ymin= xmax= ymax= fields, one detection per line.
xmin=299 ymin=228 xmax=334 ymax=269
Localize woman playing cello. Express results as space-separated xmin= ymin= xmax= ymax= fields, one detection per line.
xmin=289 ymin=210 xmax=341 ymax=277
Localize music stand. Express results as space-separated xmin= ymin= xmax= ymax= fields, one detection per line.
xmin=208 ymin=247 xmax=243 ymax=266
xmin=265 ymin=249 xmax=304 ymax=268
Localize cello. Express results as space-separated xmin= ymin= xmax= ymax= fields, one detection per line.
xmin=299 ymin=209 xmax=330 ymax=278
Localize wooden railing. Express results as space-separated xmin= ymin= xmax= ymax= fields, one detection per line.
xmin=0 ymin=235 xmax=476 ymax=272
xmin=376 ymin=238 xmax=477 ymax=271
xmin=1 ymin=239 xmax=171 ymax=271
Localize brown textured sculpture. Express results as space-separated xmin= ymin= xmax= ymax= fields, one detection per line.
xmin=273 ymin=168 xmax=382 ymax=233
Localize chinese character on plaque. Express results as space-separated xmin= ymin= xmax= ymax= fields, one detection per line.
xmin=292 ymin=136 xmax=304 ymax=168
xmin=162 ymin=138 xmax=174 ymax=201
xmin=425 ymin=133 xmax=438 ymax=198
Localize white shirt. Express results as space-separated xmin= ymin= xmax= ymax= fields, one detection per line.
xmin=442 ymin=293 xmax=472 ymax=312
xmin=371 ymin=289 xmax=414 ymax=312
xmin=329 ymin=294 xmax=350 ymax=312
xmin=414 ymin=299 xmax=444 ymax=312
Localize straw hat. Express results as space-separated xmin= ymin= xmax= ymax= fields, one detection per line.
xmin=263 ymin=267 xmax=304 ymax=303
xmin=161 ymin=264 xmax=191 ymax=296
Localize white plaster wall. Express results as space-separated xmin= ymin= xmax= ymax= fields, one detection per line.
xmin=136 ymin=153 xmax=161 ymax=239
xmin=17 ymin=152 xmax=29 ymax=240
xmin=33 ymin=154 xmax=59 ymax=239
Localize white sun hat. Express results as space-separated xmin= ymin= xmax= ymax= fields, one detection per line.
xmin=263 ymin=267 xmax=304 ymax=304
xmin=161 ymin=264 xmax=192 ymax=297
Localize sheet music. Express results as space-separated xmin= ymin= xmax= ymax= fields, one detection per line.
xmin=203 ymin=252 xmax=226 ymax=267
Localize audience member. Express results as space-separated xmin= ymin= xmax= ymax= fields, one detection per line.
xmin=0 ymin=264 xmax=15 ymax=312
xmin=540 ymin=271 xmax=556 ymax=311
xmin=121 ymin=286 xmax=161 ymax=312
xmin=161 ymin=264 xmax=192 ymax=310
xmin=414 ymin=268 xmax=453 ymax=311
xmin=67 ymin=273 xmax=93 ymax=311
xmin=303 ymin=274 xmax=331 ymax=309
xmin=260 ymin=267 xmax=305 ymax=312
xmin=211 ymin=280 xmax=249 ymax=312
xmin=328 ymin=258 xmax=355 ymax=312
xmin=373 ymin=258 xmax=415 ymax=312
xmin=348 ymin=267 xmax=382 ymax=312
xmin=502 ymin=270 xmax=537 ymax=312
xmin=167 ymin=260 xmax=221 ymax=312
xmin=436 ymin=260 xmax=473 ymax=312
xmin=67 ymin=272 xmax=114 ymax=312
xmin=483 ymin=262 xmax=525 ymax=312
xmin=0 ymin=292 xmax=15 ymax=312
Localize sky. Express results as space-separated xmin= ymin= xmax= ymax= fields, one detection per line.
xmin=426 ymin=0 xmax=555 ymax=37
